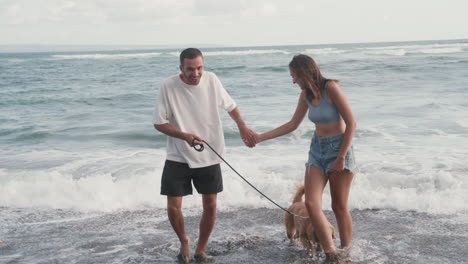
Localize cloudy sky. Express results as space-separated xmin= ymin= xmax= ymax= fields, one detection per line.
xmin=1 ymin=0 xmax=467 ymax=47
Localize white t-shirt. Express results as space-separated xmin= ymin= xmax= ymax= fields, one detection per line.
xmin=153 ymin=71 xmax=237 ymax=168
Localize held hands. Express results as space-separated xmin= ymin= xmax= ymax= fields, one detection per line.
xmin=239 ymin=126 xmax=261 ymax=148
xmin=239 ymin=126 xmax=256 ymax=147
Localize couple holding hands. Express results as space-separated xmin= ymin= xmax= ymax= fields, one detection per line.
xmin=153 ymin=48 xmax=356 ymax=263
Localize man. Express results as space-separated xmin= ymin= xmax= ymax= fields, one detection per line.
xmin=153 ymin=48 xmax=255 ymax=263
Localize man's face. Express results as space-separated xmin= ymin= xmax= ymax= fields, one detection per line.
xmin=180 ymin=56 xmax=204 ymax=85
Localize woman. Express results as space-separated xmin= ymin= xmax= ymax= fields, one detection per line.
xmin=254 ymin=54 xmax=357 ymax=258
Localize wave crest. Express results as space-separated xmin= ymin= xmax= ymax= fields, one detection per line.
xmin=52 ymin=52 xmax=162 ymax=60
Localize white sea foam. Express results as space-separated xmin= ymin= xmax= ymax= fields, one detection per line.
xmin=167 ymin=49 xmax=290 ymax=57
xmin=6 ymin=59 xmax=26 ymax=63
xmin=416 ymin=47 xmax=463 ymax=54
xmin=456 ymin=120 xmax=468 ymax=129
xmin=204 ymin=50 xmax=290 ymax=56
xmin=0 ymin=146 xmax=305 ymax=212
xmin=304 ymin=48 xmax=348 ymax=55
xmin=52 ymin=52 xmax=162 ymax=60
xmin=345 ymin=239 xmax=389 ymax=264
xmin=168 ymin=52 xmax=180 ymax=57
xmin=359 ymin=43 xmax=466 ymax=56
xmin=1 ymin=135 xmax=467 ymax=215
xmin=365 ymin=49 xmax=406 ymax=56
xmin=350 ymin=139 xmax=468 ymax=214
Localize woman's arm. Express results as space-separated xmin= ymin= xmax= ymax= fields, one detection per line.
xmin=327 ymin=81 xmax=356 ymax=160
xmin=258 ymin=91 xmax=309 ymax=143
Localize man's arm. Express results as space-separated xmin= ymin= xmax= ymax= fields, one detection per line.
xmin=154 ymin=123 xmax=202 ymax=147
xmin=228 ymin=107 xmax=256 ymax=147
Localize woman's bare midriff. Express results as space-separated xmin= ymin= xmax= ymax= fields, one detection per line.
xmin=314 ymin=120 xmax=346 ymax=137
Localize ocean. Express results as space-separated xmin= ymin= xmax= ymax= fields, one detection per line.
xmin=1 ymin=39 xmax=467 ymax=263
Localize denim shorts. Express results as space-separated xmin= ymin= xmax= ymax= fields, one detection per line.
xmin=305 ymin=133 xmax=356 ymax=174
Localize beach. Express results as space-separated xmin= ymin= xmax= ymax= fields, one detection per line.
xmin=1 ymin=39 xmax=468 ymax=263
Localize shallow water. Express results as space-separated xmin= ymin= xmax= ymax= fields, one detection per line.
xmin=1 ymin=207 xmax=467 ymax=263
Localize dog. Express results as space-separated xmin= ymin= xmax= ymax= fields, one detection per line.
xmin=284 ymin=184 xmax=335 ymax=254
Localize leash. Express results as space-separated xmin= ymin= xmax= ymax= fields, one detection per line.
xmin=192 ymin=138 xmax=308 ymax=219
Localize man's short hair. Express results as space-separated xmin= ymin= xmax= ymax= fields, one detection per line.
xmin=180 ymin=48 xmax=203 ymax=65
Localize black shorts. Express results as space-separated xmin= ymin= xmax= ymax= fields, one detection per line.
xmin=160 ymin=160 xmax=223 ymax=196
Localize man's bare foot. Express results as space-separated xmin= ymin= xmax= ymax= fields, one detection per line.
xmin=177 ymin=236 xmax=190 ymax=264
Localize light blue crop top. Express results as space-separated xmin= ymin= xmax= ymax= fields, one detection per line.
xmin=306 ymin=81 xmax=342 ymax=124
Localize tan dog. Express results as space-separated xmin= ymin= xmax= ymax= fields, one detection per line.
xmin=284 ymin=184 xmax=335 ymax=254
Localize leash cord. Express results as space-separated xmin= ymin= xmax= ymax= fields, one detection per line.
xmin=192 ymin=139 xmax=308 ymax=219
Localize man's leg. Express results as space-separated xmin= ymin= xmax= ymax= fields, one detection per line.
xmin=167 ymin=196 xmax=190 ymax=263
xmin=195 ymin=193 xmax=217 ymax=255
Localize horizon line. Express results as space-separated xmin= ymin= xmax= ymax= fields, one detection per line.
xmin=1 ymin=38 xmax=467 ymax=53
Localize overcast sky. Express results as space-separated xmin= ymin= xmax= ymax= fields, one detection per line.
xmin=1 ymin=0 xmax=467 ymax=47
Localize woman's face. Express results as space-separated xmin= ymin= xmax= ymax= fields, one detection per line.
xmin=289 ymin=69 xmax=304 ymax=89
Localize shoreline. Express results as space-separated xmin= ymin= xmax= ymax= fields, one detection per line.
xmin=1 ymin=207 xmax=467 ymax=263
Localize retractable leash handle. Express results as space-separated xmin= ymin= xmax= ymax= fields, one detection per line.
xmin=191 ymin=139 xmax=308 ymax=219
xmin=192 ymin=137 xmax=204 ymax=152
